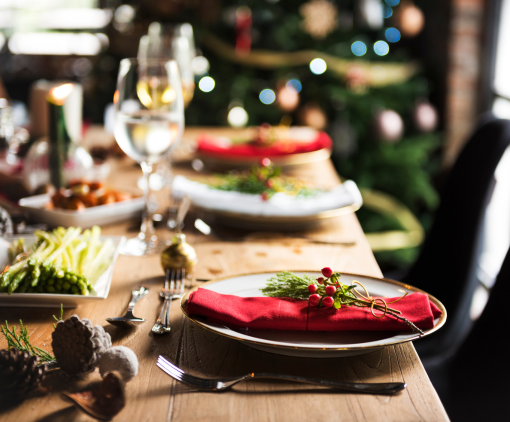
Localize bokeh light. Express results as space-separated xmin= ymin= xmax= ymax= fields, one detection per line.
xmin=259 ymin=89 xmax=276 ymax=104
xmin=309 ymin=58 xmax=327 ymax=75
xmin=228 ymin=106 xmax=249 ymax=127
xmin=198 ymin=76 xmax=215 ymax=92
xmin=385 ymin=28 xmax=401 ymax=43
xmin=383 ymin=5 xmax=393 ymax=18
xmin=374 ymin=41 xmax=390 ymax=56
xmin=191 ymin=56 xmax=210 ymax=75
xmin=385 ymin=0 xmax=400 ymax=6
xmin=351 ymin=41 xmax=367 ymax=57
xmin=287 ymin=79 xmax=302 ymax=93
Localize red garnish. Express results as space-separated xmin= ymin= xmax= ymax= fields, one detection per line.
xmin=321 ymin=267 xmax=333 ymax=278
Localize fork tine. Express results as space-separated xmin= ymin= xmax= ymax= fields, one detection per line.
xmin=157 ymin=361 xmax=213 ymax=388
xmin=179 ymin=268 xmax=185 ymax=296
xmin=169 ymin=268 xmax=176 ymax=291
xmin=157 ymin=356 xmax=185 ymax=375
xmin=157 ymin=357 xmax=214 ymax=387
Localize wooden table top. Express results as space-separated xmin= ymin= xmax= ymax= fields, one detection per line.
xmin=0 ymin=127 xmax=449 ymax=422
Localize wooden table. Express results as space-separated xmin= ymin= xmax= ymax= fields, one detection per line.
xmin=0 ymin=128 xmax=449 ymax=422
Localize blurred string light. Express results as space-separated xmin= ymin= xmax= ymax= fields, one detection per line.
xmin=259 ymin=89 xmax=276 ymax=104
xmin=351 ymin=41 xmax=367 ymax=56
xmin=228 ymin=106 xmax=249 ymax=127
xmin=198 ymin=76 xmax=215 ymax=92
xmin=385 ymin=0 xmax=400 ymax=5
xmin=374 ymin=40 xmax=390 ymax=56
xmin=383 ymin=5 xmax=393 ymax=18
xmin=309 ymin=58 xmax=327 ymax=75
xmin=385 ymin=27 xmax=401 ymax=43
xmin=286 ymin=79 xmax=302 ymax=93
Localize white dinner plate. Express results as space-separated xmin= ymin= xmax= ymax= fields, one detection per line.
xmin=181 ymin=271 xmax=446 ymax=358
xmin=0 ymin=235 xmax=126 ymax=308
xmin=19 ymin=193 xmax=144 ymax=228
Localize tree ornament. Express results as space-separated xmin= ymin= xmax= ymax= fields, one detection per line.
xmin=235 ymin=6 xmax=252 ymax=55
xmin=299 ymin=0 xmax=338 ymax=39
xmin=99 ymin=346 xmax=139 ymax=383
xmin=356 ymin=0 xmax=384 ymax=30
xmin=413 ymin=100 xmax=438 ymax=133
xmin=344 ymin=65 xmax=369 ymax=94
xmin=0 ymin=349 xmax=46 ymax=399
xmin=298 ymin=103 xmax=328 ymax=130
xmin=394 ymin=1 xmax=425 ymax=38
xmin=374 ymin=110 xmax=404 ymax=143
xmin=51 ymin=315 xmax=112 ymax=377
xmin=276 ymin=85 xmax=299 ymax=112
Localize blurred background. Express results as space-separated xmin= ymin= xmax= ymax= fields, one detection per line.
xmin=0 ymin=1 xmax=508 ymax=418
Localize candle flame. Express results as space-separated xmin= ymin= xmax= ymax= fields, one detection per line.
xmin=48 ymin=83 xmax=74 ymax=105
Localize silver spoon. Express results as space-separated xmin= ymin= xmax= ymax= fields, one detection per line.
xmin=106 ymin=286 xmax=149 ymax=326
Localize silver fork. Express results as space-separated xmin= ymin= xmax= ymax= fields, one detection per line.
xmin=157 ymin=356 xmax=406 ymax=394
xmin=152 ymin=268 xmax=185 ymax=334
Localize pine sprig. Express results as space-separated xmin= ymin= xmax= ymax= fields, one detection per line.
xmin=262 ymin=271 xmax=317 ymax=299
xmin=0 ymin=304 xmax=64 ymax=364
xmin=1 ymin=320 xmax=55 ymax=363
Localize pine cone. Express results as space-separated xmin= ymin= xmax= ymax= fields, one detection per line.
xmin=52 ymin=315 xmax=112 ymax=377
xmin=0 ymin=349 xmax=46 ymax=399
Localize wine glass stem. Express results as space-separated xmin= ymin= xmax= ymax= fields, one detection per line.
xmin=140 ymin=161 xmax=155 ymax=243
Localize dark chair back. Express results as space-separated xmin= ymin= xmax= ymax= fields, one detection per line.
xmin=404 ymin=115 xmax=510 ymax=363
xmin=445 ymin=245 xmax=510 ymax=420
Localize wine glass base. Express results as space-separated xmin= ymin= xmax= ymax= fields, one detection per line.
xmin=121 ymin=237 xmax=166 ymax=257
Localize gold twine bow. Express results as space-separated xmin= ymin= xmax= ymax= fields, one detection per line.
xmin=350 ymin=280 xmax=408 ymax=319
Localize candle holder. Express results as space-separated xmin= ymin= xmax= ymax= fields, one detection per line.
xmin=23 ymin=83 xmax=93 ymax=193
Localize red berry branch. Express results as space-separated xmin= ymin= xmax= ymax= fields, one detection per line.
xmin=262 ymin=268 xmax=424 ymax=335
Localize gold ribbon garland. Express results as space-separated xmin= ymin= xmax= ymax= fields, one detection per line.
xmin=202 ymin=32 xmax=420 ymax=87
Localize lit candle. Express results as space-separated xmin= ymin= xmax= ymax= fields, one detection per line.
xmin=47 ymin=83 xmax=74 ymax=189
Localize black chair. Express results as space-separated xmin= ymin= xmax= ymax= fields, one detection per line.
xmin=400 ymin=115 xmax=510 ymax=367
xmin=443 ymin=245 xmax=510 ymax=420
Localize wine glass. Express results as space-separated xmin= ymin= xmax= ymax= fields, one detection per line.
xmin=114 ymin=58 xmax=184 ymax=256
xmin=138 ymin=22 xmax=196 ymax=108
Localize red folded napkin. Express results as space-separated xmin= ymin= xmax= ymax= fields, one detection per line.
xmin=196 ymin=131 xmax=332 ymax=158
xmin=187 ymin=288 xmax=442 ymax=332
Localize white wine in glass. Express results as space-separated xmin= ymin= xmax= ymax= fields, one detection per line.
xmin=114 ymin=59 xmax=184 ymax=256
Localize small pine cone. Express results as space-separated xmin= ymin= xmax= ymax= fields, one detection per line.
xmin=52 ymin=315 xmax=112 ymax=377
xmin=0 ymin=349 xmax=46 ymax=399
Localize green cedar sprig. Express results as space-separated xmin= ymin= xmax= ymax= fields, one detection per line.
xmin=0 ymin=304 xmax=64 ymax=364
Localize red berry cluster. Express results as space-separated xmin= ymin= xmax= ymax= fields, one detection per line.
xmin=308 ymin=267 xmax=341 ymax=308
xmin=258 ymin=158 xmax=276 ymax=201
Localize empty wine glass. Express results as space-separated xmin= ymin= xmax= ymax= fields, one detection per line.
xmin=114 ymin=58 xmax=184 ymax=256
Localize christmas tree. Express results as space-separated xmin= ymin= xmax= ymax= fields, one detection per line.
xmin=137 ymin=0 xmax=441 ymax=270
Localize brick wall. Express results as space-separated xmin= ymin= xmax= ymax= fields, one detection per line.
xmin=444 ymin=0 xmax=486 ymax=167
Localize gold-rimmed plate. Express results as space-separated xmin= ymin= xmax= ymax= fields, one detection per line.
xmin=196 ymin=147 xmax=332 ymax=169
xmin=181 ymin=271 xmax=446 ymax=358
xmin=195 ymin=202 xmax=361 ymax=231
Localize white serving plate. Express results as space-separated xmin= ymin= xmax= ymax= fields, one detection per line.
xmin=0 ymin=235 xmax=126 ymax=308
xmin=181 ymin=271 xmax=446 ymax=358
xmin=19 ymin=194 xmax=144 ymax=228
